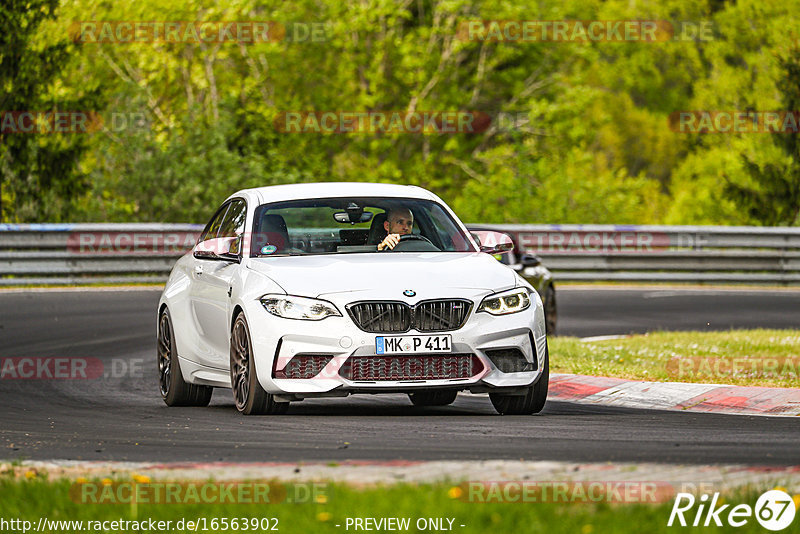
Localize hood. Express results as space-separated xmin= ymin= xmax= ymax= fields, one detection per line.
xmin=246 ymin=252 xmax=516 ymax=298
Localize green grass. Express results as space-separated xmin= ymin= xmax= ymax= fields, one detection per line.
xmin=556 ymin=281 xmax=800 ymax=290
xmin=0 ymin=477 xmax=790 ymax=534
xmin=551 ymin=329 xmax=800 ymax=388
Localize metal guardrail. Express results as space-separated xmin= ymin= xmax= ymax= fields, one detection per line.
xmin=0 ymin=223 xmax=202 ymax=285
xmin=1 ymin=223 xmax=799 ymax=285
xmin=474 ymin=224 xmax=800 ymax=284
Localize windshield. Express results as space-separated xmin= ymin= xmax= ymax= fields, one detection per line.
xmin=249 ymin=197 xmax=475 ymax=257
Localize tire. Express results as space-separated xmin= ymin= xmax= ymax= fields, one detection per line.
xmin=543 ymin=286 xmax=557 ymax=336
xmin=230 ymin=312 xmax=289 ymax=415
xmin=408 ymin=390 xmax=458 ymax=406
xmin=489 ymin=342 xmax=549 ymax=415
xmin=158 ymin=308 xmax=213 ymax=407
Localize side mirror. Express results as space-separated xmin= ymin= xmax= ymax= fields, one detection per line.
xmin=471 ymin=230 xmax=515 ymax=255
xmin=193 ymin=236 xmax=240 ymax=262
xmin=520 ymin=253 xmax=541 ymax=267
xmin=485 ymin=241 xmax=514 ymax=254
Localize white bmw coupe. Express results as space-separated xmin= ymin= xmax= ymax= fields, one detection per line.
xmin=157 ymin=183 xmax=549 ymax=415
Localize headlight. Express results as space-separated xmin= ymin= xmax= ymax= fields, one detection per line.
xmin=260 ymin=294 xmax=342 ymax=321
xmin=477 ymin=289 xmax=531 ymax=315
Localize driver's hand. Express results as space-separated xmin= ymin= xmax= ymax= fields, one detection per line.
xmin=378 ymin=234 xmax=401 ymax=251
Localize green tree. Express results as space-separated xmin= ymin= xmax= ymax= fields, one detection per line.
xmin=725 ymin=44 xmax=800 ymax=225
xmin=11 ymin=0 xmax=800 ymax=225
xmin=0 ymin=0 xmax=101 ymax=222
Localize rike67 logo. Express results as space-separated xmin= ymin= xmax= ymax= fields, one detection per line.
xmin=668 ymin=490 xmax=797 ymax=530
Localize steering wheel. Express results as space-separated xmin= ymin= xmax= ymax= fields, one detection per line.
xmin=387 ymin=233 xmax=439 ymax=252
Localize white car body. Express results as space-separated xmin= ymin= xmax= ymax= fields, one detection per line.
xmin=158 ymin=183 xmax=549 ymax=414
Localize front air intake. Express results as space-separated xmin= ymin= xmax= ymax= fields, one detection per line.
xmin=415 ymin=300 xmax=471 ymax=332
xmin=274 ymin=354 xmax=334 ymax=379
xmin=347 ymin=299 xmax=472 ymax=333
xmin=484 ymin=348 xmax=537 ymax=373
xmin=339 ymin=354 xmax=483 ymax=381
xmin=346 ymin=302 xmax=411 ymax=333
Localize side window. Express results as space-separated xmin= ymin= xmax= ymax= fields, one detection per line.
xmin=219 ymin=200 xmax=246 ymax=238
xmin=197 ymin=203 xmax=230 ymax=244
xmin=218 ymin=200 xmax=247 ymax=255
xmin=428 ymin=206 xmax=463 ymax=251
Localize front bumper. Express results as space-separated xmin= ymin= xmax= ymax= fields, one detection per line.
xmin=244 ymin=293 xmax=547 ymax=398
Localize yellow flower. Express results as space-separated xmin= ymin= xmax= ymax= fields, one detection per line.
xmin=773 ymin=486 xmax=787 ymax=493
xmin=101 ymin=478 xmax=113 ymax=486
xmin=581 ymin=525 xmax=594 ymax=534
xmin=314 ymin=494 xmax=328 ymax=504
xmin=793 ymin=494 xmax=800 ymax=510
xmin=76 ymin=477 xmax=88 ymax=484
xmin=132 ymin=474 xmax=151 ymax=484
xmin=316 ymin=512 xmax=332 ymax=522
xmin=24 ymin=470 xmax=36 ymax=479
xmin=447 ymin=486 xmax=463 ymax=499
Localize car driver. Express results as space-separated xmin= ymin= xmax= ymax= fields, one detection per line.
xmin=377 ymin=207 xmax=414 ymax=250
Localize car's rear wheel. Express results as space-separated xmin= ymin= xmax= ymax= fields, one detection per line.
xmin=230 ymin=312 xmax=289 ymax=415
xmin=158 ymin=308 xmax=213 ymax=407
xmin=408 ymin=390 xmax=458 ymax=406
xmin=489 ymin=342 xmax=549 ymax=415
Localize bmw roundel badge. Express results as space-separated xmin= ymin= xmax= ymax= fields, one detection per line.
xmin=403 ymin=289 xmax=416 ymax=297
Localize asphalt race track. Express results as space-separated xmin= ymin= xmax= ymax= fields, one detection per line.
xmin=1 ymin=288 xmax=798 ymax=465
xmin=561 ymin=287 xmax=800 ymax=337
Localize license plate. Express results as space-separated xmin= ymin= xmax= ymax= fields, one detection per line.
xmin=376 ymin=335 xmax=452 ymax=354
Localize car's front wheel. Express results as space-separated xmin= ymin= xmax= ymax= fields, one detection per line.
xmin=158 ymin=308 xmax=213 ymax=407
xmin=489 ymin=342 xmax=549 ymax=415
xmin=408 ymin=390 xmax=458 ymax=406
xmin=230 ymin=312 xmax=289 ymax=415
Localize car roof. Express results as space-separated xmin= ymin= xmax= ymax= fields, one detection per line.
xmin=227 ymin=182 xmax=438 ymax=205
